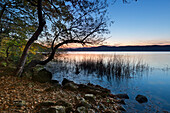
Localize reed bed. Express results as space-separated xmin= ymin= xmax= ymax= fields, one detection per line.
xmin=48 ymin=54 xmax=149 ymax=80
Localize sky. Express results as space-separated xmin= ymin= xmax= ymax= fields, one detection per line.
xmin=105 ymin=0 xmax=170 ymax=46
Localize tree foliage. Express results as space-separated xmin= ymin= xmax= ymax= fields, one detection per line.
xmin=0 ymin=0 xmax=137 ymax=76
xmin=0 ymin=0 xmax=37 ymax=42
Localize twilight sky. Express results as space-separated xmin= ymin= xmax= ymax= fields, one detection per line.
xmin=105 ymin=0 xmax=170 ymax=46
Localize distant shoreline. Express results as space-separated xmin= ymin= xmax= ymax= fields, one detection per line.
xmin=66 ymin=50 xmax=170 ymax=52
xmin=65 ymin=45 xmax=170 ymax=52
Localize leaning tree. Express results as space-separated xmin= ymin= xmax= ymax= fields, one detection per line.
xmin=15 ymin=0 xmax=110 ymax=76
xmin=2 ymin=0 xmax=137 ymax=76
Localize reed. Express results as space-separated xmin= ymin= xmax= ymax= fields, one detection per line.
xmin=47 ymin=54 xmax=149 ymax=80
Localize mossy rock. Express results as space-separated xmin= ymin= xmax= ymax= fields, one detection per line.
xmin=32 ymin=68 xmax=52 ymax=83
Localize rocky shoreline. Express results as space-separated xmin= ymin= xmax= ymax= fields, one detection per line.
xmin=0 ymin=68 xmax=148 ymax=113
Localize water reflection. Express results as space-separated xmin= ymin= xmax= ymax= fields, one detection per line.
xmin=45 ymin=52 xmax=170 ymax=112
xmin=51 ymin=52 xmax=149 ymax=82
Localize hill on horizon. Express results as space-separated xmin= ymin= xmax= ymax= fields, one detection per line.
xmin=65 ymin=45 xmax=170 ymax=51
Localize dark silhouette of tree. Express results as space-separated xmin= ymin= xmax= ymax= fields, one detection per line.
xmin=1 ymin=0 xmax=137 ymax=76
xmin=15 ymin=0 xmax=109 ymax=76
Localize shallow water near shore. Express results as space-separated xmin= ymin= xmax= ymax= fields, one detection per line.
xmin=46 ymin=52 xmax=170 ymax=112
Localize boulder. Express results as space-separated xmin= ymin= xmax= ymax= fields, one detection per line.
xmin=135 ymin=95 xmax=148 ymax=103
xmin=63 ymin=82 xmax=78 ymax=91
xmin=32 ymin=69 xmax=52 ymax=83
xmin=115 ymin=94 xmax=129 ymax=99
xmin=46 ymin=106 xmax=66 ymax=113
xmin=62 ymin=78 xmax=74 ymax=86
xmin=77 ymin=106 xmax=87 ymax=113
xmin=78 ymin=84 xmax=110 ymax=97
xmin=62 ymin=78 xmax=78 ymax=90
xmin=76 ymin=97 xmax=91 ymax=108
xmin=84 ymin=94 xmax=96 ymax=103
xmin=51 ymin=79 xmax=59 ymax=83
xmin=55 ymin=100 xmax=73 ymax=112
xmin=55 ymin=100 xmax=72 ymax=108
xmin=116 ymin=99 xmax=126 ymax=105
xmin=78 ymin=84 xmax=102 ymax=95
xmin=108 ymin=94 xmax=116 ymax=98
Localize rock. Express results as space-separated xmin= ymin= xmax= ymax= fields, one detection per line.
xmin=55 ymin=100 xmax=73 ymax=112
xmin=78 ymin=84 xmax=110 ymax=97
xmin=108 ymin=94 xmax=116 ymax=98
xmin=55 ymin=100 xmax=72 ymax=107
xmin=135 ymin=95 xmax=148 ymax=103
xmin=46 ymin=106 xmax=66 ymax=113
xmin=32 ymin=69 xmax=52 ymax=83
xmin=62 ymin=78 xmax=74 ymax=86
xmin=77 ymin=106 xmax=87 ymax=113
xmin=80 ymin=100 xmax=91 ymax=108
xmin=51 ymin=80 xmax=60 ymax=85
xmin=76 ymin=97 xmax=91 ymax=108
xmin=62 ymin=78 xmax=78 ymax=90
xmin=78 ymin=84 xmax=102 ymax=95
xmin=115 ymin=94 xmax=129 ymax=99
xmin=87 ymin=83 xmax=111 ymax=93
xmin=84 ymin=94 xmax=95 ymax=103
xmin=39 ymin=101 xmax=55 ymax=106
xmin=63 ymin=82 xmax=78 ymax=91
xmin=116 ymin=99 xmax=126 ymax=105
xmin=13 ymin=100 xmax=26 ymax=107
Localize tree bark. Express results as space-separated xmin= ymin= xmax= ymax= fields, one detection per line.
xmin=16 ymin=0 xmax=45 ymax=77
xmin=15 ymin=27 xmax=45 ymax=76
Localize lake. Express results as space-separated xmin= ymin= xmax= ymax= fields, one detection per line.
xmin=45 ymin=52 xmax=170 ymax=112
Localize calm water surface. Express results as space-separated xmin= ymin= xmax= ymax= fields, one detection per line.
xmin=46 ymin=52 xmax=170 ymax=112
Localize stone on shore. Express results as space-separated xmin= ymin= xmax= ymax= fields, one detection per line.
xmin=32 ymin=69 xmax=52 ymax=83
xmin=63 ymin=82 xmax=79 ymax=91
xmin=45 ymin=106 xmax=66 ymax=113
xmin=135 ymin=95 xmax=148 ymax=103
xmin=77 ymin=106 xmax=87 ymax=113
xmin=62 ymin=78 xmax=74 ymax=86
xmin=84 ymin=94 xmax=96 ymax=103
xmin=115 ymin=94 xmax=129 ymax=99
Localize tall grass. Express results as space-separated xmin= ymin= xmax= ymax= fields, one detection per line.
xmin=46 ymin=54 xmax=149 ymax=81
xmin=78 ymin=55 xmax=149 ymax=79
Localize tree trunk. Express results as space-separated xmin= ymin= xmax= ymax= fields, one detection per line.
xmin=25 ymin=42 xmax=62 ymax=69
xmin=25 ymin=40 xmax=83 ymax=70
xmin=16 ymin=0 xmax=45 ymax=77
xmin=16 ymin=26 xmax=45 ymax=76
